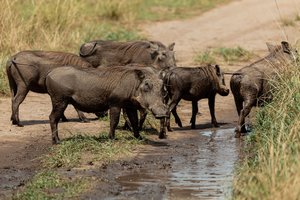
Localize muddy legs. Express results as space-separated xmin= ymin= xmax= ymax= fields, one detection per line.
xmin=235 ymin=99 xmax=254 ymax=138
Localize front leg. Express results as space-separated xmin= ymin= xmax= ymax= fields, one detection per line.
xmin=109 ymin=107 xmax=121 ymax=139
xmin=190 ymin=100 xmax=198 ymax=129
xmin=125 ymin=107 xmax=141 ymax=139
xmin=208 ymin=95 xmax=219 ymax=127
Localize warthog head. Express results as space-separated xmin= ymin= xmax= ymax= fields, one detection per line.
xmin=133 ymin=69 xmax=168 ymax=118
xmin=214 ymin=65 xmax=230 ymax=96
xmin=149 ymin=42 xmax=176 ymax=69
xmin=266 ymin=41 xmax=299 ymax=64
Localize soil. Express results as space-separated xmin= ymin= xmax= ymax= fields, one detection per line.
xmin=1 ymin=0 xmax=300 ymax=199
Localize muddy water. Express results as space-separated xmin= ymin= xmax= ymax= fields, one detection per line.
xmin=116 ymin=128 xmax=242 ymax=200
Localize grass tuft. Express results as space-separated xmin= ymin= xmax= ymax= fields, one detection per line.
xmin=14 ymin=171 xmax=87 ymax=200
xmin=43 ymin=131 xmax=144 ymax=169
xmin=194 ymin=46 xmax=253 ymax=65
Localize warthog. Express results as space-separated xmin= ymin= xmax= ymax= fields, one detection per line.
xmin=6 ymin=51 xmax=93 ymax=126
xmin=230 ymin=41 xmax=298 ymax=138
xmin=79 ymin=40 xmax=176 ymax=69
xmin=160 ymin=65 xmax=230 ymax=137
xmin=46 ymin=65 xmax=168 ymax=144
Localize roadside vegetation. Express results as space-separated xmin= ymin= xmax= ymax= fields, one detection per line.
xmin=194 ymin=46 xmax=254 ymax=65
xmin=233 ymin=45 xmax=300 ymax=199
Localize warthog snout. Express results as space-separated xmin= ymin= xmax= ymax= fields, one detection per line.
xmin=218 ymin=86 xmax=230 ymax=96
xmin=150 ymin=104 xmax=169 ymax=119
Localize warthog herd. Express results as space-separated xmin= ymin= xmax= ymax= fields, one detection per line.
xmin=5 ymin=39 xmax=298 ymax=144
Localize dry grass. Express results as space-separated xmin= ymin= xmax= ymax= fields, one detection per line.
xmin=233 ymin=57 xmax=300 ymax=199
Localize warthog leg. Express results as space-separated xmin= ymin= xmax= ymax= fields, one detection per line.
xmin=190 ymin=100 xmax=198 ymax=129
xmin=125 ymin=107 xmax=142 ymax=139
xmin=208 ymin=95 xmax=219 ymax=128
xmin=138 ymin=108 xmax=147 ymax=131
xmin=109 ymin=107 xmax=121 ymax=139
xmin=159 ymin=118 xmax=167 ymax=139
xmin=49 ymin=100 xmax=68 ymax=144
xmin=235 ymin=99 xmax=254 ymax=138
xmin=11 ymin=85 xmax=29 ymax=127
xmin=172 ymin=106 xmax=182 ymax=128
xmin=75 ymin=107 xmax=89 ymax=123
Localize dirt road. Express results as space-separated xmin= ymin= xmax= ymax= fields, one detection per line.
xmin=1 ymin=0 xmax=299 ymax=199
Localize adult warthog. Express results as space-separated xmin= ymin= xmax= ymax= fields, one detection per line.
xmin=6 ymin=51 xmax=93 ymax=126
xmin=46 ymin=66 xmax=168 ymax=144
xmin=230 ymin=41 xmax=298 ymax=138
xmin=79 ymin=40 xmax=176 ymax=69
xmin=160 ymin=65 xmax=230 ymax=137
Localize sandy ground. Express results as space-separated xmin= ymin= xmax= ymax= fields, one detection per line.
xmin=0 ymin=0 xmax=300 ymax=199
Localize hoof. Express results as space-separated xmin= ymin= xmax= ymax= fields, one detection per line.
xmin=80 ymin=119 xmax=90 ymax=123
xmin=159 ymin=134 xmax=167 ymax=139
xmin=191 ymin=125 xmax=196 ymax=129
xmin=52 ymin=140 xmax=61 ymax=145
xmin=212 ymin=124 xmax=220 ymax=128
xmin=134 ymin=135 xmax=143 ymax=140
xmin=61 ymin=118 xmax=68 ymax=122
xmin=13 ymin=120 xmax=23 ymax=127
xmin=234 ymin=132 xmax=241 ymax=138
xmin=167 ymin=127 xmax=173 ymax=132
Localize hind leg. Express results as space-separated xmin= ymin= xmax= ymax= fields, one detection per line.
xmin=11 ymin=86 xmax=29 ymax=127
xmin=235 ymin=99 xmax=255 ymax=138
xmin=49 ymin=100 xmax=68 ymax=144
xmin=233 ymin=96 xmax=247 ymax=134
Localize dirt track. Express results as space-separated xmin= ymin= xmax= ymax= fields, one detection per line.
xmin=1 ymin=0 xmax=300 ymax=199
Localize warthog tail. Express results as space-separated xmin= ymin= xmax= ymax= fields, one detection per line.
xmin=6 ymin=58 xmax=17 ymax=97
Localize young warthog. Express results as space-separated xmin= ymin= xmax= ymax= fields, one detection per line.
xmin=230 ymin=41 xmax=298 ymax=138
xmin=79 ymin=40 xmax=176 ymax=69
xmin=6 ymin=51 xmax=93 ymax=126
xmin=46 ymin=66 xmax=168 ymax=144
xmin=160 ymin=65 xmax=229 ymax=137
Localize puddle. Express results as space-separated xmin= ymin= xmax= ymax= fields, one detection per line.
xmin=168 ymin=128 xmax=238 ymax=199
xmin=115 ymin=128 xmax=241 ymax=200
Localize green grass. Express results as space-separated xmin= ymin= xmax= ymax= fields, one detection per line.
xmin=233 ymin=60 xmax=300 ymax=199
xmin=14 ymin=171 xmax=87 ymax=200
xmin=194 ymin=46 xmax=253 ymax=65
xmin=43 ymin=131 xmax=145 ymax=169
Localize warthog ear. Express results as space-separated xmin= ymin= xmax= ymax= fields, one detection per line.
xmin=215 ymin=64 xmax=221 ymax=75
xmin=281 ymin=41 xmax=291 ymax=53
xmin=168 ymin=42 xmax=175 ymax=51
xmin=79 ymin=42 xmax=97 ymax=57
xmin=134 ymin=69 xmax=145 ymax=81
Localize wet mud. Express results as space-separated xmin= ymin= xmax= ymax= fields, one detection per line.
xmin=81 ymin=126 xmax=244 ymax=200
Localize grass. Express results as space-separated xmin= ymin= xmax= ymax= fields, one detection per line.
xmin=14 ymin=171 xmax=87 ymax=200
xmin=43 ymin=131 xmax=144 ymax=169
xmin=233 ymin=59 xmax=300 ymax=199
xmin=194 ymin=46 xmax=253 ymax=65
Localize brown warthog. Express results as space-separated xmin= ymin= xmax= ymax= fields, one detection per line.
xmin=6 ymin=51 xmax=93 ymax=126
xmin=160 ymin=65 xmax=230 ymax=137
xmin=79 ymin=40 xmax=176 ymax=69
xmin=46 ymin=65 xmax=168 ymax=144
xmin=230 ymin=41 xmax=298 ymax=138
